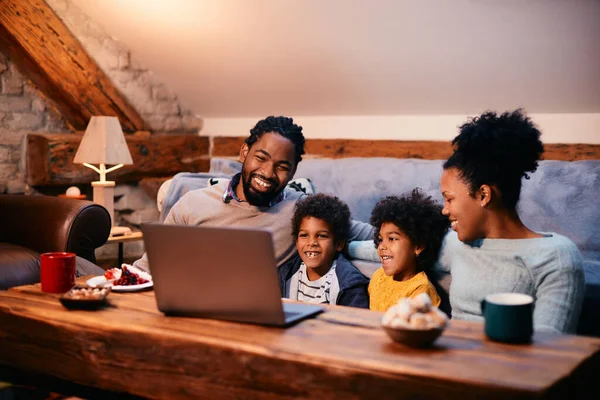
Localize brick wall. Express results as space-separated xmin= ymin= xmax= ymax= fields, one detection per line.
xmin=1 ymin=0 xmax=204 ymax=194
xmin=1 ymin=0 xmax=204 ymax=263
xmin=0 ymin=53 xmax=69 ymax=194
xmin=46 ymin=0 xmax=202 ymax=134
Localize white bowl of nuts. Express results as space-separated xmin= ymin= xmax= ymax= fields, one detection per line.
xmin=59 ymin=285 xmax=111 ymax=310
xmin=381 ymin=293 xmax=448 ymax=347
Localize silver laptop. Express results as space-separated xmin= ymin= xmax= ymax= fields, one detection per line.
xmin=141 ymin=223 xmax=324 ymax=327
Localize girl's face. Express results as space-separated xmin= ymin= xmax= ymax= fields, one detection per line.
xmin=377 ymin=222 xmax=422 ymax=278
xmin=296 ymin=217 xmax=344 ymax=277
xmin=440 ymin=167 xmax=486 ymax=242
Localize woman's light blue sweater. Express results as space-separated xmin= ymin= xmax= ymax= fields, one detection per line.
xmin=348 ymin=231 xmax=585 ymax=333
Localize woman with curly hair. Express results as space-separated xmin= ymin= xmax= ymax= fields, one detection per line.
xmin=368 ymin=189 xmax=450 ymax=311
xmin=278 ymin=194 xmax=370 ymax=308
xmin=438 ymin=109 xmax=584 ymax=333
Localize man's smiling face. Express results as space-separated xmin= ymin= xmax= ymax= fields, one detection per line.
xmin=238 ymin=132 xmax=297 ymax=206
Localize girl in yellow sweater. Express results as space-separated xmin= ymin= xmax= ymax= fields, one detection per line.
xmin=368 ymin=188 xmax=450 ymax=311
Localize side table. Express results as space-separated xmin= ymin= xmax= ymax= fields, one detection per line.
xmin=105 ymin=231 xmax=144 ymax=266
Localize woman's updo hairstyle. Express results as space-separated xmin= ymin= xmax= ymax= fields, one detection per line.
xmin=443 ymin=109 xmax=544 ymax=210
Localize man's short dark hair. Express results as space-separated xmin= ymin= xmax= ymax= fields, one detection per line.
xmin=370 ymin=188 xmax=450 ymax=272
xmin=245 ymin=116 xmax=305 ymax=164
xmin=291 ymin=194 xmax=351 ymax=244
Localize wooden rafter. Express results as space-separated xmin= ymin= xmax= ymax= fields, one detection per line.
xmin=0 ymin=0 xmax=145 ymax=132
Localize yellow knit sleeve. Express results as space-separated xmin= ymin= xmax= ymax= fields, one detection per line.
xmin=368 ymin=268 xmax=390 ymax=311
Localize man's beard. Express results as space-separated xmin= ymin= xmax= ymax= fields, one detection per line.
xmin=242 ymin=173 xmax=283 ymax=207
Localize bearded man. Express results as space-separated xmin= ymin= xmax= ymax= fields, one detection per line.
xmin=134 ymin=116 xmax=373 ymax=271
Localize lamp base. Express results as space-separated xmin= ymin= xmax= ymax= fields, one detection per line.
xmin=92 ymin=181 xmax=130 ymax=237
xmin=110 ymin=226 xmax=132 ymax=237
xmin=92 ymin=181 xmax=116 ymax=225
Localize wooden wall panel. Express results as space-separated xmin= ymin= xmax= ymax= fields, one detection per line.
xmin=212 ymin=137 xmax=600 ymax=161
xmin=543 ymin=143 xmax=600 ymax=161
xmin=211 ymin=137 xmax=245 ymax=158
xmin=27 ymin=133 xmax=209 ymax=185
xmin=26 ymin=135 xmax=600 ymax=187
xmin=304 ymin=139 xmax=453 ymax=159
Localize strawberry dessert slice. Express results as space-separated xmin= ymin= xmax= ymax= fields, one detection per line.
xmin=113 ymin=265 xmax=149 ymax=286
xmin=103 ymin=268 xmax=121 ymax=281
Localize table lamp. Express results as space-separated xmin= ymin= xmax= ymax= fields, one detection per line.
xmin=73 ymin=116 xmax=133 ymax=236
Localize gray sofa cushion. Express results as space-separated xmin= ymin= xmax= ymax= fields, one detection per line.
xmin=518 ymin=160 xmax=600 ymax=267
xmin=295 ymin=158 xmax=600 ymax=263
xmin=204 ymin=157 xmax=600 ymax=266
xmin=296 ymin=158 xmax=444 ymax=223
xmin=204 ymin=157 xmax=600 ymax=264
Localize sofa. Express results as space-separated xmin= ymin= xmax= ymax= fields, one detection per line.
xmin=159 ymin=157 xmax=600 ymax=336
xmin=0 ymin=195 xmax=111 ymax=290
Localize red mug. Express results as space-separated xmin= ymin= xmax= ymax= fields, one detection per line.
xmin=40 ymin=252 xmax=76 ymax=293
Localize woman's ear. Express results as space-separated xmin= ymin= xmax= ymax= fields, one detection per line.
xmin=478 ymin=184 xmax=493 ymax=207
xmin=239 ymin=143 xmax=249 ymax=163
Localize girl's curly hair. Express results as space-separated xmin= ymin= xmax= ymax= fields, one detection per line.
xmin=370 ymin=188 xmax=450 ymax=272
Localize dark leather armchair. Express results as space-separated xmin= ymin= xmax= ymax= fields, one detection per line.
xmin=0 ymin=195 xmax=111 ymax=290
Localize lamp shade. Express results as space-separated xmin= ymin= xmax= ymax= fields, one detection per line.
xmin=73 ymin=116 xmax=133 ymax=165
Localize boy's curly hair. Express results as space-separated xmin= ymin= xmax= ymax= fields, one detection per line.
xmin=370 ymin=188 xmax=450 ymax=272
xmin=291 ymin=193 xmax=351 ymax=244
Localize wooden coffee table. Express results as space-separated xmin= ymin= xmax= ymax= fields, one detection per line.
xmin=0 ymin=280 xmax=599 ymax=399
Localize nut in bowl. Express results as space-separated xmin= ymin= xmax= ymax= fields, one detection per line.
xmin=59 ymin=285 xmax=111 ymax=310
xmin=381 ymin=293 xmax=448 ymax=347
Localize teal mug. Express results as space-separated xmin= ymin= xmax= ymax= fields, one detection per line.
xmin=481 ymin=293 xmax=534 ymax=344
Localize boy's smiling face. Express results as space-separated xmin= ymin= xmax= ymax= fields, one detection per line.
xmin=377 ymin=222 xmax=422 ymax=279
xmin=296 ymin=216 xmax=344 ymax=280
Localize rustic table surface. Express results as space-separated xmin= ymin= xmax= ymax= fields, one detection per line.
xmin=1 ymin=279 xmax=598 ymax=399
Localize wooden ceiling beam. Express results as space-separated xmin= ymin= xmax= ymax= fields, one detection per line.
xmin=0 ymin=0 xmax=145 ymax=132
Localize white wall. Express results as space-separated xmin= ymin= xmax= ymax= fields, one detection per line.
xmin=67 ymin=1 xmax=600 ymax=143
xmin=202 ymin=113 xmax=600 ymax=144
xmin=71 ymin=0 xmax=600 ymax=119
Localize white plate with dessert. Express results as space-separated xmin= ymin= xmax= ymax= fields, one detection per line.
xmin=87 ymin=264 xmax=153 ymax=292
